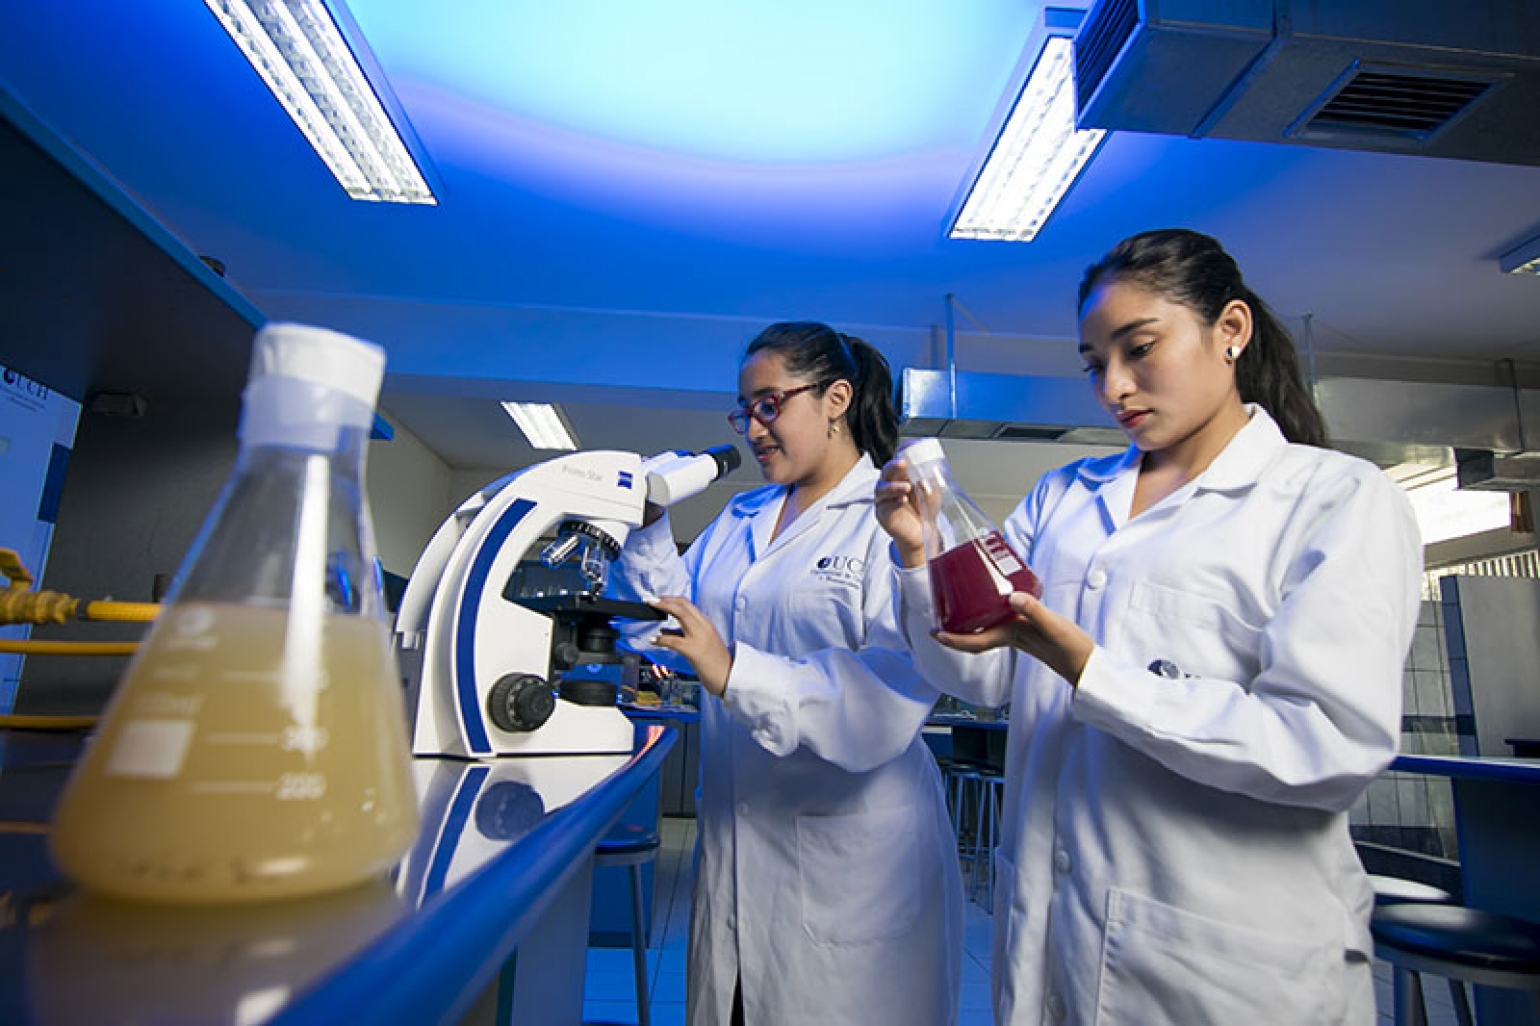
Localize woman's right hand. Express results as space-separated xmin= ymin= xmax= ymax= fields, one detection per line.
xmin=875 ymin=454 xmax=927 ymax=569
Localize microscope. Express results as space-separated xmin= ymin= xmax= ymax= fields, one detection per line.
xmin=394 ymin=446 xmax=738 ymax=758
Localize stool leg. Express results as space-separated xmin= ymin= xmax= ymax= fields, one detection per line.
xmin=983 ymin=782 xmax=999 ymax=909
xmin=1447 ymin=978 xmax=1472 ymax=1026
xmin=1392 ymin=967 xmax=1428 ymax=1026
xmin=628 ymin=863 xmax=650 ymax=1026
xmin=980 ymin=784 xmax=994 ymax=908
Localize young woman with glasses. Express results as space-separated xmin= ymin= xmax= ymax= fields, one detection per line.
xmin=607 ymin=321 xmax=964 ymax=1025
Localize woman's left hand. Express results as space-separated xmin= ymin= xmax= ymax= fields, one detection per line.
xmin=936 ymin=591 xmax=1095 ymax=686
xmin=648 ymin=596 xmax=734 ymax=697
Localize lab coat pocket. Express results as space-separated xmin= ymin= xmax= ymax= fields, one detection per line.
xmin=796 ymin=806 xmax=923 ymax=946
xmin=1094 ymin=888 xmax=1336 ymax=1025
xmin=1128 ymin=580 xmax=1264 ymax=683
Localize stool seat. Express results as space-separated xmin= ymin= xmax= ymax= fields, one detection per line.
xmin=1369 ymin=874 xmax=1454 ymax=906
xmin=596 ymin=822 xmax=661 ymax=860
xmin=1372 ymin=904 xmax=1540 ymax=975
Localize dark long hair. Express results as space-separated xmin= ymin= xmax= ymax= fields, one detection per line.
xmin=1077 ymin=229 xmax=1328 ymax=447
xmin=745 ymin=321 xmax=899 ymax=465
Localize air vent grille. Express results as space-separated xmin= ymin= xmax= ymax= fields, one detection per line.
xmin=1075 ymin=0 xmax=1138 ymax=112
xmin=992 ymin=424 xmax=1069 ymax=442
xmin=1306 ymin=70 xmax=1494 ymax=138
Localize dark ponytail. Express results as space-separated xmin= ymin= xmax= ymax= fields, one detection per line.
xmin=1077 ymin=229 xmax=1328 ymax=447
xmin=744 ymin=321 xmax=899 ymax=465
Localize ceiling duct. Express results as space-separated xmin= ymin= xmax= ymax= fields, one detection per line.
xmin=1073 ymin=0 xmax=1540 ymax=166
xmin=897 ymin=367 xmax=1125 ymax=445
xmin=898 ymin=369 xmax=1540 ymax=488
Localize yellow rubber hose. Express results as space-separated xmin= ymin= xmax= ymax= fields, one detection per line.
xmin=0 ymin=640 xmax=138 ymax=656
xmin=0 ymin=714 xmax=97 ymax=731
xmin=78 ymin=600 xmax=160 ymax=623
xmin=1 ymin=549 xmax=160 ymax=626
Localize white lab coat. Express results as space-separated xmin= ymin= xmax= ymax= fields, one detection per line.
xmin=611 ymin=455 xmax=964 ymax=1025
xmin=897 ymin=409 xmax=1422 ymax=1025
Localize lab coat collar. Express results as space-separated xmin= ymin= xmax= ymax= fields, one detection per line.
xmin=726 ymin=454 xmax=879 ymax=519
xmin=1074 ymin=405 xmax=1286 ymax=494
xmin=1195 ymin=405 xmax=1287 ymax=492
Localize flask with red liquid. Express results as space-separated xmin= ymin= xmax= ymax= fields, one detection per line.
xmin=902 ymin=439 xmax=1042 ymax=634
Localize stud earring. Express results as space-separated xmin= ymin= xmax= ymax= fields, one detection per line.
xmin=1224 ymin=344 xmax=1241 ymax=363
xmin=828 ymin=420 xmax=840 ymax=437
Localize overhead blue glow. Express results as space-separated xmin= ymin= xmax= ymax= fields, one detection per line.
xmin=347 ymin=0 xmax=1034 ymax=164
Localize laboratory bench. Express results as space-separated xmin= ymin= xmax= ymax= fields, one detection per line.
xmin=0 ymin=722 xmax=674 ymax=1025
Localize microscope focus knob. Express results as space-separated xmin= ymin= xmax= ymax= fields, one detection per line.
xmin=487 ymin=674 xmax=556 ymax=733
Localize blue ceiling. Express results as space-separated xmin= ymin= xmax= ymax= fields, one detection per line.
xmin=3 ymin=0 xmax=1539 ymax=468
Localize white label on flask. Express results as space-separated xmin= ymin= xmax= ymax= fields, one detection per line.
xmin=982 ymin=533 xmax=1023 ymax=575
xmin=104 ymin=719 xmax=194 ymax=779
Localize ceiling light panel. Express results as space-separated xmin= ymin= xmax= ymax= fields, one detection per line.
xmin=1500 ymin=235 xmax=1540 ymax=275
xmin=501 ymin=402 xmax=579 ymax=451
xmin=949 ymin=9 xmax=1106 ymax=243
xmin=206 ymin=0 xmax=436 ymax=204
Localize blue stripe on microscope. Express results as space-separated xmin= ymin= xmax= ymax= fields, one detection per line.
xmin=456 ymin=498 xmax=536 ymax=755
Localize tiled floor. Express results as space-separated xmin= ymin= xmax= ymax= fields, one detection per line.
xmin=582 ymin=817 xmax=1463 ymax=1025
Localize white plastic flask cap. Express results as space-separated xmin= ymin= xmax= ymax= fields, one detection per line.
xmin=900 ymin=438 xmax=946 ymax=466
xmin=249 ymin=323 xmax=386 ymax=408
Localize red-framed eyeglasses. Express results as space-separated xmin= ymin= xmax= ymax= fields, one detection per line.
xmin=727 ymin=382 xmax=825 ymax=434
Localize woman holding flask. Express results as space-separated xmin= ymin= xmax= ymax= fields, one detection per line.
xmin=877 ymin=229 xmax=1422 ymax=1024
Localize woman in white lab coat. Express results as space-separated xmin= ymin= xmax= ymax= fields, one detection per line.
xmin=609 ymin=322 xmax=963 ymax=1025
xmin=877 ymin=230 xmax=1422 ymax=1025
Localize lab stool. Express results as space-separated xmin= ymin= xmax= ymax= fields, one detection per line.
xmin=1367 ymin=875 xmax=1468 ymax=1022
xmin=1371 ymin=903 xmax=1540 ymax=1026
xmin=594 ymin=822 xmax=661 ymax=1026
xmin=945 ymin=764 xmax=1003 ymax=907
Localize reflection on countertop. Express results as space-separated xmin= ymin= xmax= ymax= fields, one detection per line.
xmin=0 ymin=723 xmax=676 ymax=1025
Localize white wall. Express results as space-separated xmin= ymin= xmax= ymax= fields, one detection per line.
xmin=368 ymin=413 xmax=454 ymax=577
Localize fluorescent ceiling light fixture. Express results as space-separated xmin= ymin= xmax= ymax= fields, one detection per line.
xmin=205 ymin=0 xmax=436 ymax=204
xmin=1500 ymin=235 xmax=1540 ymax=275
xmin=501 ymin=402 xmax=579 ymax=451
xmin=948 ymin=8 xmax=1106 ymax=242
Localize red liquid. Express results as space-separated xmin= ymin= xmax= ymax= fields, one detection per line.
xmin=929 ymin=532 xmax=1043 ymax=634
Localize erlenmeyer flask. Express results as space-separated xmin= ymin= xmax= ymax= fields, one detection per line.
xmin=903 ymin=438 xmax=1042 ymax=634
xmin=50 ymin=323 xmax=419 ymax=903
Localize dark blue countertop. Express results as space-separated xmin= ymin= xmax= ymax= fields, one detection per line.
xmin=0 ymin=723 xmax=674 ymax=1025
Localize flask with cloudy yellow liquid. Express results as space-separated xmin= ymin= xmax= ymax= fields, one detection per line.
xmin=50 ymin=324 xmax=419 ymax=903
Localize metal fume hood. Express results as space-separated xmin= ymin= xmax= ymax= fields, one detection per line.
xmin=1074 ymin=0 xmax=1540 ymax=166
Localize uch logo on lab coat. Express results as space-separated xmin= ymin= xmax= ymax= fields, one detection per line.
xmin=812 ymin=554 xmax=864 ymax=588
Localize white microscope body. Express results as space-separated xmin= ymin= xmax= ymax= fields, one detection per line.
xmin=395 ymin=447 xmax=736 ymax=758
